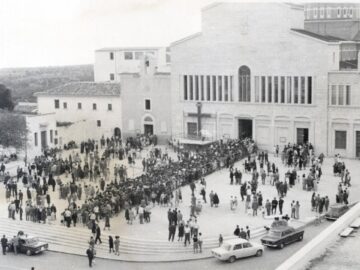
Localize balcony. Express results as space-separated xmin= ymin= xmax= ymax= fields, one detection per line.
xmin=340 ymin=59 xmax=358 ymax=70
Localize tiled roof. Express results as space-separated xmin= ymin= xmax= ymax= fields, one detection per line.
xmin=291 ymin=28 xmax=344 ymax=42
xmin=35 ymin=82 xmax=121 ymax=97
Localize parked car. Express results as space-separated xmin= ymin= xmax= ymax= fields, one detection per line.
xmin=7 ymin=234 xmax=49 ymax=256
xmin=325 ymin=204 xmax=349 ymax=221
xmin=211 ymin=238 xmax=264 ymax=263
xmin=261 ymin=225 xmax=304 ymax=249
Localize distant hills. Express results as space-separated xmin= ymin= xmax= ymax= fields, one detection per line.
xmin=0 ymin=65 xmax=94 ymax=102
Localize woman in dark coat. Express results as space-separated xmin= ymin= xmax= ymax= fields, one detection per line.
xmin=178 ymin=222 xmax=184 ymax=241
xmin=213 ymin=193 xmax=220 ymax=207
xmin=108 ymin=236 xmax=114 ymax=253
xmin=104 ymin=215 xmax=110 ymax=230
xmin=125 ymin=209 xmax=130 ymax=224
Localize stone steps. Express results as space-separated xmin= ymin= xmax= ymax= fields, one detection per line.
xmin=0 ymin=217 xmax=267 ymax=261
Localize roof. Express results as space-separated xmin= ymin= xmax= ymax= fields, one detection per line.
xmin=35 ymin=82 xmax=121 ymax=97
xmin=224 ymin=238 xmax=249 ymax=245
xmin=270 ymin=225 xmax=295 ymax=232
xmin=96 ymin=46 xmax=162 ymax=52
xmin=291 ymin=29 xmax=344 ymax=42
xmin=13 ymin=102 xmax=38 ymax=114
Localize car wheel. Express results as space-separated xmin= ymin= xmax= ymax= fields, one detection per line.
xmin=298 ymin=235 xmax=303 ymax=241
xmin=26 ymin=250 xmax=32 ymax=256
xmin=279 ymin=243 xmax=284 ymax=249
xmin=256 ymin=250 xmax=263 ymax=257
xmin=229 ymin=256 xmax=236 ymax=263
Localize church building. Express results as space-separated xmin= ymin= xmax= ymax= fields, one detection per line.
xmin=170 ymin=2 xmax=360 ymax=158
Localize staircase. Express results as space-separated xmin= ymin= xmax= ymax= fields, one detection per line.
xmin=0 ymin=217 xmax=267 ymax=262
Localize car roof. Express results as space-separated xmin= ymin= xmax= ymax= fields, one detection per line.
xmin=224 ymin=238 xmax=249 ymax=245
xmin=330 ymin=204 xmax=348 ymax=209
xmin=271 ymin=226 xmax=295 ymax=232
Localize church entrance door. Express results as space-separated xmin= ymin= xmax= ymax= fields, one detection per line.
xmin=356 ymin=131 xmax=360 ymax=158
xmin=114 ymin=127 xmax=121 ymax=138
xmin=296 ymin=128 xmax=309 ymax=144
xmin=41 ymin=131 xmax=47 ymax=150
xmin=187 ymin=122 xmax=198 ymax=138
xmin=238 ymin=119 xmax=252 ymax=139
xmin=144 ymin=124 xmax=153 ymax=136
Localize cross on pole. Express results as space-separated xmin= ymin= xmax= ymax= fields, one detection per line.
xmin=188 ymin=102 xmax=211 ymax=137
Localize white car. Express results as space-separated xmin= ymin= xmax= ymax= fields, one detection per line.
xmin=211 ymin=238 xmax=264 ymax=263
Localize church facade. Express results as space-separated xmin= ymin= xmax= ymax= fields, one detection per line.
xmin=170 ymin=2 xmax=360 ymax=158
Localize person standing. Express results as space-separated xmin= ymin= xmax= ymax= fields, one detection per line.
xmin=279 ymin=197 xmax=284 ymax=215
xmin=184 ymin=224 xmax=191 ymax=246
xmin=86 ymin=247 xmax=95 ymax=267
xmin=271 ymin=198 xmax=278 ymax=215
xmin=295 ymin=201 xmax=300 ymax=219
xmin=168 ymin=222 xmax=176 ymax=242
xmin=1 ymin=235 xmax=7 ymax=255
xmin=198 ymin=233 xmax=203 ymax=253
xmin=108 ymin=236 xmax=114 ymax=253
xmin=114 ymin=236 xmax=120 ymax=256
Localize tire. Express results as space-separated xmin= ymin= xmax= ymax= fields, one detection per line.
xmin=279 ymin=243 xmax=284 ymax=249
xmin=229 ymin=256 xmax=236 ymax=263
xmin=26 ymin=250 xmax=32 ymax=256
xmin=256 ymin=250 xmax=263 ymax=257
xmin=298 ymin=235 xmax=303 ymax=241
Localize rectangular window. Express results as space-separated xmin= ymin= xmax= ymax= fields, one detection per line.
xmin=327 ymin=7 xmax=331 ymax=18
xmin=300 ymin=76 xmax=305 ymax=104
xmin=280 ymin=76 xmax=285 ymax=103
xmin=54 ymin=99 xmax=59 ymax=109
xmin=63 ymin=102 xmax=67 ymax=109
xmin=189 ymin=76 xmax=194 ymax=100
xmin=287 ymin=77 xmax=292 ymax=103
xmin=212 ymin=76 xmax=217 ymax=101
xmin=97 ymin=120 xmax=101 ymax=127
xmin=267 ymin=76 xmax=272 ymax=103
xmin=337 ymin=7 xmax=341 ymax=18
xmin=124 ymin=52 xmax=133 ymax=60
xmin=343 ymin=7 xmax=347 ymax=17
xmin=184 ymin=76 xmax=188 ymax=100
xmin=108 ymin=104 xmax=112 ymax=111
xmin=346 ymin=85 xmax=351 ymax=105
xmin=307 ymin=77 xmax=312 ymax=104
xmin=349 ymin=8 xmax=353 ymax=18
xmin=200 ymin=76 xmax=204 ymax=101
xmin=230 ymin=76 xmax=233 ymax=102
xmin=206 ymin=76 xmax=211 ymax=101
xmin=50 ymin=130 xmax=53 ymax=143
xmin=93 ymin=103 xmax=97 ymax=110
xmin=218 ymin=76 xmax=222 ymax=101
xmin=110 ymin=73 xmax=115 ymax=81
xmin=135 ymin=51 xmax=144 ymax=59
xmin=331 ymin=85 xmax=337 ymax=105
xmin=145 ymin=99 xmax=151 ymax=110
xmin=320 ymin=7 xmax=324 ymax=18
xmin=274 ymin=76 xmax=279 ymax=103
xmin=195 ymin=76 xmax=199 ymax=100
xmin=314 ymin=8 xmax=318 ymax=18
xmin=261 ymin=76 xmax=266 ymax=103
xmin=255 ymin=76 xmax=260 ymax=103
xmin=110 ymin=52 xmax=114 ymax=60
xmin=338 ymin=85 xmax=344 ymax=105
xmin=335 ymin=130 xmax=347 ymax=149
xmin=34 ymin=133 xmax=38 ymax=146
xmin=224 ymin=76 xmax=229 ymax=101
xmin=294 ymin=77 xmax=299 ymax=104
xmin=78 ymin=102 xmax=82 ymax=109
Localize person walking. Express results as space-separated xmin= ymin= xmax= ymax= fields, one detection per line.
xmin=184 ymin=224 xmax=191 ymax=246
xmin=95 ymin=225 xmax=102 ymax=244
xmin=192 ymin=233 xmax=199 ymax=253
xmin=168 ymin=222 xmax=176 ymax=242
xmin=198 ymin=233 xmax=203 ymax=253
xmin=108 ymin=236 xmax=114 ymax=253
xmin=1 ymin=235 xmax=7 ymax=255
xmin=86 ymin=247 xmax=95 ymax=267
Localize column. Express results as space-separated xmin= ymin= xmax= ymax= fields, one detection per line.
xmin=210 ymin=76 xmax=213 ymax=101
xmin=292 ymin=76 xmax=295 ymax=104
xmin=192 ymin=75 xmax=196 ymax=101
xmin=186 ymin=75 xmax=190 ymax=101
xmin=204 ymin=75 xmax=208 ymax=101
xmin=305 ymin=76 xmax=308 ymax=105
xmin=349 ymin=122 xmax=354 ymax=158
xmin=222 ymin=75 xmax=226 ymax=102
xmin=265 ymin=76 xmax=269 ymax=104
xmin=252 ymin=118 xmax=256 ymax=141
xmin=284 ymin=76 xmax=288 ymax=104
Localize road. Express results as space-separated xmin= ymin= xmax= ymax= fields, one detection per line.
xmin=0 ymin=221 xmax=330 ymax=270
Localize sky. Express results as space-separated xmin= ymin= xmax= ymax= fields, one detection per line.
xmin=0 ymin=0 xmax=215 ymax=68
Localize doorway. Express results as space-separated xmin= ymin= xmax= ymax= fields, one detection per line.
xmin=114 ymin=127 xmax=121 ymax=138
xmin=238 ymin=119 xmax=253 ymax=139
xmin=144 ymin=124 xmax=154 ymax=135
xmin=356 ymin=131 xmax=360 ymax=158
xmin=187 ymin=122 xmax=198 ymax=138
xmin=41 ymin=131 xmax=47 ymax=150
xmin=296 ymin=128 xmax=309 ymax=144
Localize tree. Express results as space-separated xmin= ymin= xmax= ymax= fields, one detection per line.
xmin=0 ymin=84 xmax=14 ymax=111
xmin=0 ymin=112 xmax=27 ymax=149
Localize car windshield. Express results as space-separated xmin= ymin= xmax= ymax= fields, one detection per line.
xmin=26 ymin=238 xmax=39 ymax=245
xmin=268 ymin=231 xmax=282 ymax=238
xmin=222 ymin=244 xmax=232 ymax=251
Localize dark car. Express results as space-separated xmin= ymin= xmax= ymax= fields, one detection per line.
xmin=325 ymin=204 xmax=349 ymax=221
xmin=7 ymin=235 xmax=49 ymax=256
xmin=261 ymin=225 xmax=304 ymax=249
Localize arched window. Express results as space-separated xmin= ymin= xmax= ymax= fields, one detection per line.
xmin=144 ymin=116 xmax=153 ymax=122
xmin=238 ymin=65 xmax=251 ymax=102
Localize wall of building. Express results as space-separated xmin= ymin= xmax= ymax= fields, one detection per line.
xmin=37 ymin=95 xmax=122 ymax=144
xmin=119 ymin=72 xmax=172 ymax=144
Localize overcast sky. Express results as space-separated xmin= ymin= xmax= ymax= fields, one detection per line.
xmin=0 ymin=0 xmax=217 ymax=68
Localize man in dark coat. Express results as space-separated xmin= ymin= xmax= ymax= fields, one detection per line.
xmin=86 ymin=247 xmax=94 ymax=267
xmin=1 ymin=235 xmax=7 ymax=255
xmin=95 ymin=225 xmax=102 ymax=244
